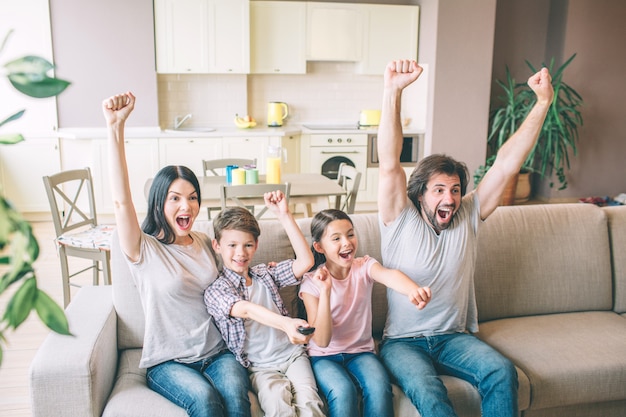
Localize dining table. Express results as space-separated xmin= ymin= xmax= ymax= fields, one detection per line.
xmin=144 ymin=173 xmax=347 ymax=218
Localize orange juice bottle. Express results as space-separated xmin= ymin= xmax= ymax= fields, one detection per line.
xmin=266 ymin=146 xmax=282 ymax=184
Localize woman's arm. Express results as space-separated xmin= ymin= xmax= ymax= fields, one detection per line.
xmin=102 ymin=92 xmax=142 ymax=261
xmin=370 ymin=262 xmax=431 ymax=310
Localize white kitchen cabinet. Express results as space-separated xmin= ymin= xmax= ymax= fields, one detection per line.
xmin=0 ymin=137 xmax=60 ymax=213
xmin=208 ymin=0 xmax=250 ymax=73
xmin=60 ymin=138 xmax=159 ymax=215
xmin=357 ymin=4 xmax=419 ymax=75
xmin=250 ymin=1 xmax=306 ymax=74
xmin=154 ymin=0 xmax=210 ymax=73
xmin=363 ymin=167 xmax=414 ymax=202
xmin=306 ymin=2 xmax=364 ymax=62
xmin=159 ymin=137 xmax=223 ymax=178
xmin=94 ymin=139 xmax=160 ymax=214
xmin=222 ymin=136 xmax=269 ymax=173
xmin=154 ymin=0 xmax=249 ymax=74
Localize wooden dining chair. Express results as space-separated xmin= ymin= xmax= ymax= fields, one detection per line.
xmin=202 ymin=158 xmax=257 ymax=219
xmin=220 ymin=183 xmax=291 ymax=219
xmin=334 ymin=162 xmax=362 ymax=214
xmin=42 ymin=167 xmax=114 ymax=307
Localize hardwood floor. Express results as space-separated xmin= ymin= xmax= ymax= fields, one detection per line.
xmin=0 ymin=220 xmax=95 ymax=417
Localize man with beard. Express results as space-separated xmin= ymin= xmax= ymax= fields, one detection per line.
xmin=376 ymin=59 xmax=553 ymax=417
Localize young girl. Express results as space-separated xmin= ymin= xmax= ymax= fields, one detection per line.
xmin=102 ymin=92 xmax=251 ymax=417
xmin=299 ymin=209 xmax=432 ymax=417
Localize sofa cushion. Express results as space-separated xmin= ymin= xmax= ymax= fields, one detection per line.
xmin=603 ymin=206 xmax=626 ymax=313
xmin=475 ymin=204 xmax=613 ymax=322
xmin=476 ymin=311 xmax=626 ymax=411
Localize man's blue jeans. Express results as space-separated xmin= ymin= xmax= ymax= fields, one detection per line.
xmin=147 ymin=350 xmax=251 ymax=417
xmin=310 ymin=352 xmax=393 ymax=417
xmin=379 ymin=333 xmax=518 ymax=417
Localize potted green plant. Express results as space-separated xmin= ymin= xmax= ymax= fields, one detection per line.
xmin=475 ymin=53 xmax=584 ymax=198
xmin=0 ymin=30 xmax=71 ymax=365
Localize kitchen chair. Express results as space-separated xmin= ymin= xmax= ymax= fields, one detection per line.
xmin=335 ymin=162 xmax=362 ymax=214
xmin=42 ymin=167 xmax=114 ymax=307
xmin=202 ymin=158 xmax=257 ymax=176
xmin=220 ymin=183 xmax=291 ymax=220
xmin=202 ymin=158 xmax=257 ymax=219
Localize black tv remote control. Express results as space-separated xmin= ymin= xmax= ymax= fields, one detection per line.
xmin=297 ymin=326 xmax=315 ymax=335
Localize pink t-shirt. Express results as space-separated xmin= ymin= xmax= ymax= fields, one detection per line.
xmin=299 ymin=256 xmax=377 ymax=356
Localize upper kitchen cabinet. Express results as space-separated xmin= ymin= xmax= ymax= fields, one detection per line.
xmin=208 ymin=0 xmax=250 ymax=73
xmin=306 ymin=2 xmax=364 ymax=62
xmin=357 ymin=4 xmax=419 ymax=75
xmin=154 ymin=0 xmax=249 ymax=74
xmin=250 ymin=1 xmax=306 ymax=74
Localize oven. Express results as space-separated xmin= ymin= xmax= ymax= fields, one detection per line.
xmin=367 ymin=133 xmax=424 ymax=167
xmin=308 ymin=133 xmax=367 ymax=191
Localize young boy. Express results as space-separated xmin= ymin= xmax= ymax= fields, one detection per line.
xmin=204 ymin=191 xmax=325 ymax=417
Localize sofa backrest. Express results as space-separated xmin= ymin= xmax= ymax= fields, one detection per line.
xmin=604 ymin=206 xmax=626 ymax=314
xmin=474 ymin=203 xmax=614 ymax=322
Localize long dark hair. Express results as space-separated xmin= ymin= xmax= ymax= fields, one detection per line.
xmin=309 ymin=209 xmax=353 ymax=271
xmin=141 ymin=165 xmax=201 ymax=244
xmin=407 ymin=154 xmax=469 ymax=211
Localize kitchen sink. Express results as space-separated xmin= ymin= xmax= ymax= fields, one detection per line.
xmin=164 ymin=127 xmax=216 ymax=133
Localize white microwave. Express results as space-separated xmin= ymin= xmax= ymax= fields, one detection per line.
xmin=367 ymin=133 xmax=423 ymax=167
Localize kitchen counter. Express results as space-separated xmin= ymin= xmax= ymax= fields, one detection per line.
xmin=57 ymin=126 xmax=302 ymax=139
xmin=56 ymin=125 xmax=424 ymax=139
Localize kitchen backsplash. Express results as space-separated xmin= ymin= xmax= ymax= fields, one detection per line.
xmin=158 ymin=62 xmax=428 ymax=130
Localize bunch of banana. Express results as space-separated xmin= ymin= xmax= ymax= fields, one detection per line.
xmin=234 ymin=113 xmax=257 ymax=129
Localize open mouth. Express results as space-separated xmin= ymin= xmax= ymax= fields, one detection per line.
xmin=339 ymin=250 xmax=353 ymax=260
xmin=437 ymin=206 xmax=453 ymax=221
xmin=176 ymin=215 xmax=191 ymax=229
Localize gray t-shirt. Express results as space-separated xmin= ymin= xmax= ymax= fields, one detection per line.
xmin=380 ymin=192 xmax=481 ymax=338
xmin=126 ymin=231 xmax=225 ymax=368
xmin=244 ymin=279 xmax=301 ymax=368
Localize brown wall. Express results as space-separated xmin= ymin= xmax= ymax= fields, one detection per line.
xmin=493 ymin=0 xmax=626 ymax=200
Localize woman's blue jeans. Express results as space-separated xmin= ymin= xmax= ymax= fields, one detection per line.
xmin=147 ymin=350 xmax=251 ymax=417
xmin=379 ymin=333 xmax=518 ymax=417
xmin=310 ymin=352 xmax=393 ymax=417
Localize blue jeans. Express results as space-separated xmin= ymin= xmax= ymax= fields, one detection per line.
xmin=379 ymin=333 xmax=518 ymax=417
xmin=147 ymin=350 xmax=251 ymax=417
xmin=310 ymin=352 xmax=393 ymax=417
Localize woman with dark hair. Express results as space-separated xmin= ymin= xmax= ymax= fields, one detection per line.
xmin=103 ymin=91 xmax=251 ymax=417
xmin=298 ymin=209 xmax=431 ymax=417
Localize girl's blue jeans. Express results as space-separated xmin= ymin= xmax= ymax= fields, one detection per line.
xmin=147 ymin=350 xmax=251 ymax=417
xmin=310 ymin=351 xmax=393 ymax=417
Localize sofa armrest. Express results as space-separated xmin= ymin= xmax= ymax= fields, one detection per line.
xmin=30 ymin=286 xmax=118 ymax=417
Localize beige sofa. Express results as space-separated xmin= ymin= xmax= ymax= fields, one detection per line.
xmin=30 ymin=203 xmax=626 ymax=417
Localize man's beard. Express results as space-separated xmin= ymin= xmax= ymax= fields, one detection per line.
xmin=422 ymin=203 xmax=455 ymax=234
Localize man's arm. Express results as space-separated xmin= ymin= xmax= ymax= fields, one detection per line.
xmin=477 ymin=68 xmax=553 ymax=219
xmin=378 ymin=60 xmax=423 ymax=225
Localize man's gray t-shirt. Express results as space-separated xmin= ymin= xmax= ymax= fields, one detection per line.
xmin=126 ymin=231 xmax=226 ymax=368
xmin=380 ymin=192 xmax=481 ymax=339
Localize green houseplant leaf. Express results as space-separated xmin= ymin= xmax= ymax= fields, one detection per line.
xmin=0 ymin=30 xmax=71 ymax=366
xmin=475 ymin=54 xmax=583 ymax=191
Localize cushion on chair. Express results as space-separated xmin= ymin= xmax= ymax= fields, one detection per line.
xmin=57 ymin=224 xmax=116 ymax=250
